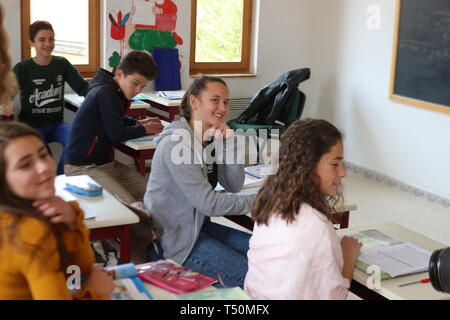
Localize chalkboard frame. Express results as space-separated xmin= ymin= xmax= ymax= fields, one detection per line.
xmin=389 ymin=0 xmax=450 ymax=115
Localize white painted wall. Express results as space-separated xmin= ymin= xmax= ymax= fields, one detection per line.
xmin=307 ymin=0 xmax=450 ymax=199
xmin=145 ymin=0 xmax=318 ymax=100
xmin=2 ymin=0 xmax=449 ymax=199
xmin=0 ymin=0 xmax=21 ymax=65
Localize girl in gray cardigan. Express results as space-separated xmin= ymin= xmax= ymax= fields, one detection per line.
xmin=143 ymin=76 xmax=255 ymax=288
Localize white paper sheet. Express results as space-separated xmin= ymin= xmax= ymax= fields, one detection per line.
xmin=357 ymin=242 xmax=432 ymax=278
xmin=132 ymin=0 xmax=156 ymax=26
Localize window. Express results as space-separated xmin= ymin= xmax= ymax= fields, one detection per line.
xmin=20 ymin=0 xmax=100 ymax=77
xmin=190 ymin=0 xmax=253 ymax=75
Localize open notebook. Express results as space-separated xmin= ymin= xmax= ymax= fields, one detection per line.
xmin=157 ymin=90 xmax=185 ymax=100
xmin=340 ymin=229 xmax=432 ymax=279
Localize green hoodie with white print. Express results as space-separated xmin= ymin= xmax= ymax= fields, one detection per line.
xmin=13 ymin=55 xmax=89 ymax=128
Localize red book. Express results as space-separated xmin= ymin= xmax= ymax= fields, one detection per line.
xmin=136 ymin=260 xmax=217 ymax=294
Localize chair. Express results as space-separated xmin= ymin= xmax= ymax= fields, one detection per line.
xmin=227 ymin=68 xmax=310 ymax=135
xmin=227 ymin=88 xmax=306 ymax=135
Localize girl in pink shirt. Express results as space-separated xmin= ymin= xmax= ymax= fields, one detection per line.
xmin=244 ymin=119 xmax=362 ymax=300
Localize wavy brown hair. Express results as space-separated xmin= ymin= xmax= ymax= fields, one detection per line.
xmin=0 ymin=4 xmax=18 ymax=106
xmin=0 ymin=122 xmax=68 ymax=272
xmin=252 ymin=118 xmax=344 ymax=225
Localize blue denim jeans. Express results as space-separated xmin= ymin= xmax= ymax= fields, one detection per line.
xmin=182 ymin=220 xmax=251 ymax=289
xmin=38 ymin=122 xmax=69 ymax=175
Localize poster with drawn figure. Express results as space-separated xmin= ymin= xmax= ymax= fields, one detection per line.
xmin=132 ymin=0 xmax=156 ymax=26
xmin=105 ymin=0 xmax=183 ymax=69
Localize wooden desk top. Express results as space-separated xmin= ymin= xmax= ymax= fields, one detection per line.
xmin=219 ymin=178 xmax=357 ymax=214
xmin=64 ymin=93 xmax=150 ymax=109
xmin=65 ymin=93 xmax=170 ymax=152
xmin=55 ymin=175 xmax=139 ymax=229
xmin=141 ymin=90 xmax=182 ymax=107
xmin=337 ymin=223 xmax=450 ymax=300
xmin=123 ymin=120 xmax=170 ymax=150
xmin=64 ymin=93 xmax=84 ymax=108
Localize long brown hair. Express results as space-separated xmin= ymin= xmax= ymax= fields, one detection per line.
xmin=252 ymin=118 xmax=344 ymax=225
xmin=0 ymin=4 xmax=18 ymax=106
xmin=0 ymin=122 xmax=68 ymax=271
xmin=180 ymin=76 xmax=227 ymax=120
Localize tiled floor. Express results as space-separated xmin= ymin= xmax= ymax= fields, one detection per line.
xmin=341 ymin=171 xmax=450 ymax=246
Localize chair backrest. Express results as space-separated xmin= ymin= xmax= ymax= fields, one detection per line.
xmin=236 ymin=68 xmax=310 ymax=125
xmin=276 ymin=89 xmax=306 ymax=128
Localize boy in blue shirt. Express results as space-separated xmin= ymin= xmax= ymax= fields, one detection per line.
xmin=13 ymin=21 xmax=89 ymax=174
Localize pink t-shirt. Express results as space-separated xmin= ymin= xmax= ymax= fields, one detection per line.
xmin=244 ymin=203 xmax=350 ymax=300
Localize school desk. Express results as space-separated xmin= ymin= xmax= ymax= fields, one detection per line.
xmin=140 ymin=90 xmax=181 ymax=122
xmin=222 ymin=180 xmax=357 ymax=231
xmin=337 ymin=223 xmax=450 ymax=300
xmin=64 ymin=93 xmax=150 ymax=119
xmin=55 ymin=175 xmax=139 ymax=264
xmin=114 ymin=119 xmax=170 ymax=175
xmin=225 ymin=206 xmax=355 ymax=233
xmin=64 ymin=94 xmax=168 ymax=175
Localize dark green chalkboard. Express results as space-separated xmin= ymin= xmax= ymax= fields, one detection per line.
xmin=389 ymin=0 xmax=450 ymax=114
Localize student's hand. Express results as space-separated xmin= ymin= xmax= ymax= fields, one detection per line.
xmin=136 ymin=117 xmax=161 ymax=126
xmin=205 ymin=123 xmax=234 ymax=141
xmin=143 ymin=121 xmax=164 ymax=135
xmin=0 ymin=101 xmax=15 ymax=116
xmin=33 ymin=196 xmax=77 ymax=231
xmin=340 ymin=236 xmax=363 ymax=264
xmin=83 ymin=265 xmax=116 ymax=297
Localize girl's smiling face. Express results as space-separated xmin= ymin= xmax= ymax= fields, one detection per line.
xmin=190 ymin=82 xmax=230 ymax=128
xmin=315 ymin=140 xmax=346 ymax=196
xmin=5 ymin=135 xmax=56 ymax=200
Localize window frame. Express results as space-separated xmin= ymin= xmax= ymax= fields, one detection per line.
xmin=20 ymin=0 xmax=100 ymax=78
xmin=189 ymin=0 xmax=253 ymax=75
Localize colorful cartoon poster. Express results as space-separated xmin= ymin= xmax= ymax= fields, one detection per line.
xmin=105 ymin=0 xmax=183 ymax=69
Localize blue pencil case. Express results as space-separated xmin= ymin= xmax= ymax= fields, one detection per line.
xmin=64 ymin=181 xmax=103 ymax=197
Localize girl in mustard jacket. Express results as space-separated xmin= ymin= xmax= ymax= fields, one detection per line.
xmin=0 ymin=122 xmax=115 ymax=299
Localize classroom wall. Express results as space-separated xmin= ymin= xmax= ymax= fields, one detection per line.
xmin=306 ymin=0 xmax=450 ymax=200
xmin=0 ymin=0 xmax=21 ymax=65
xmin=2 ymin=0 xmax=449 ymax=200
xmin=174 ymin=0 xmax=318 ymax=99
xmin=99 ymin=0 xmax=317 ymax=99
